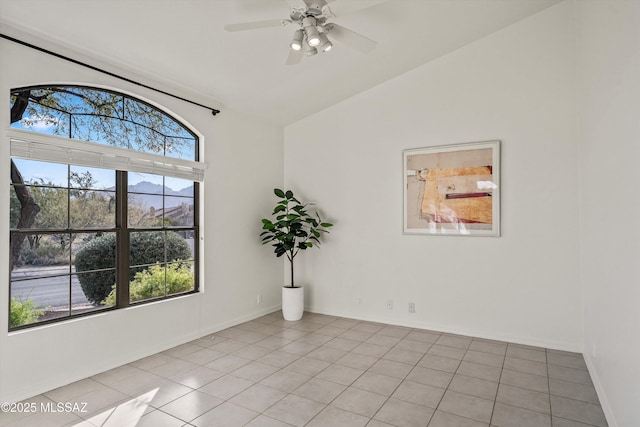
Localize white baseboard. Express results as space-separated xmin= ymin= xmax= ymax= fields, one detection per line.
xmin=583 ymin=353 xmax=617 ymax=427
xmin=305 ymin=305 xmax=582 ymax=353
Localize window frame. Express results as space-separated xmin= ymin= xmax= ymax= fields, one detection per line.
xmin=8 ymin=85 xmax=202 ymax=331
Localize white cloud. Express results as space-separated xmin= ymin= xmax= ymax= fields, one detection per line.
xmin=20 ymin=114 xmax=59 ymax=130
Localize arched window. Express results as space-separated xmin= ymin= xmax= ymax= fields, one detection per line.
xmin=9 ymin=86 xmax=201 ymax=330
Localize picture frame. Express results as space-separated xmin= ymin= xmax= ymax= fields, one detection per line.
xmin=403 ymin=140 xmax=500 ymax=236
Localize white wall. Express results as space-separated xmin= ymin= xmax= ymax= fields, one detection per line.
xmin=576 ymin=2 xmax=640 ymax=427
xmin=0 ymin=39 xmax=284 ymax=403
xmin=285 ymin=1 xmax=582 ymax=350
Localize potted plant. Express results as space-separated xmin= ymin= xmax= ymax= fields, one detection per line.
xmin=260 ymin=188 xmax=333 ymax=320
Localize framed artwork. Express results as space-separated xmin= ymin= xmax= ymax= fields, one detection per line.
xmin=403 ymin=140 xmax=500 ymax=236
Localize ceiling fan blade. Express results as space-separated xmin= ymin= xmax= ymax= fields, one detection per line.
xmin=224 ymin=19 xmax=291 ymax=32
xmin=324 ymin=23 xmax=377 ymax=54
xmin=324 ymin=0 xmax=386 ymax=17
xmin=285 ymin=0 xmax=306 ymax=7
xmin=285 ymin=48 xmax=303 ymax=65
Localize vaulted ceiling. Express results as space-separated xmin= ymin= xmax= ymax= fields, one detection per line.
xmin=0 ymin=0 xmax=561 ymax=125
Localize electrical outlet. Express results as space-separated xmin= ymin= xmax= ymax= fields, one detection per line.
xmin=386 ymin=300 xmax=393 ymax=310
xmin=257 ymin=294 xmax=262 ymax=305
xmin=408 ymin=302 xmax=415 ymax=313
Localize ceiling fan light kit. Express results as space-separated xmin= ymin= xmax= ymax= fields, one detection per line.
xmin=224 ymin=0 xmax=377 ymax=65
xmin=290 ymin=29 xmax=304 ymax=51
xmin=318 ymin=32 xmax=332 ymax=52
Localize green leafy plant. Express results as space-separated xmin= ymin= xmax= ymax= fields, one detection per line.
xmin=75 ymin=232 xmax=192 ymax=304
xmin=102 ymin=263 xmax=194 ymax=306
xmin=10 ymin=297 xmax=44 ymax=327
xmin=260 ymin=188 xmax=333 ymax=287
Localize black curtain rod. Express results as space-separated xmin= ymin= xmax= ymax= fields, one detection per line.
xmin=1 ymin=33 xmax=221 ymax=116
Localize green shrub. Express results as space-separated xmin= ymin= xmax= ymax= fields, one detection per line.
xmin=102 ymin=263 xmax=194 ymax=306
xmin=75 ymin=232 xmax=192 ymax=304
xmin=10 ymin=297 xmax=44 ymax=327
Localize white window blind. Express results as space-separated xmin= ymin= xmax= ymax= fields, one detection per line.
xmin=8 ymin=128 xmax=206 ymax=182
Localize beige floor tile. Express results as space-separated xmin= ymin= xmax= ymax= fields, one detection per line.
xmin=369 ymin=359 xmax=414 ymax=379
xmin=549 ymin=378 xmax=599 ymax=404
xmin=204 ymin=354 xmax=251 ymax=373
xmin=366 ymin=334 xmax=402 ymax=347
xmin=255 ymin=335 xmax=294 ymax=350
xmin=383 ymin=347 xmax=424 ymax=365
xmin=547 ymin=365 xmax=593 ymax=386
xmin=374 ymin=397 xmax=435 ymax=427
xmin=352 ymin=342 xmax=391 ymax=358
xmin=306 ymin=345 xmax=348 ymax=363
xmin=171 ymin=366 xmax=225 ymax=389
xmin=316 ymin=363 xmax=365 ymax=386
xmin=163 ymin=342 xmax=202 ymax=358
xmin=230 ymin=361 xmax=279 ymax=382
xmin=44 ymin=378 xmax=106 ymax=402
xmin=435 ymin=335 xmax=472 ymax=350
xmin=147 ymin=358 xmax=198 ymax=379
xmin=406 ymin=331 xmax=441 ymax=344
xmin=468 ymin=340 xmax=507 ymax=356
xmin=229 ymin=384 xmax=286 ymax=412
xmin=191 ymin=401 xmax=259 ymax=427
xmin=428 ymin=410 xmax=489 ymax=427
xmin=504 ymin=357 xmax=548 ymax=377
xmin=456 ymin=361 xmax=501 ymax=382
xmin=306 ymin=405 xmax=370 ymax=427
xmin=263 ymin=394 xmax=325 ymax=426
xmin=297 ymin=333 xmax=334 ymax=346
xmin=352 ymin=371 xmax=403 ymax=396
xmin=500 ymin=369 xmax=549 ymax=393
xmin=331 ymin=387 xmax=387 ymax=417
xmin=447 ymin=374 xmax=498 ymax=401
xmin=377 ymin=326 xmax=412 ymax=339
xmin=335 ymin=352 xmax=379 ymax=370
xmin=283 ymin=356 xmax=330 ymax=376
xmin=292 ymin=377 xmax=347 ymax=403
xmin=314 ymin=325 xmax=350 ymax=337
xmin=546 ymin=352 xmax=588 ymax=370
xmin=259 ymin=370 xmax=311 ymax=393
xmin=198 ymin=374 xmax=253 ymax=400
xmin=353 ymin=323 xmax=385 ymax=334
xmin=418 ymin=354 xmax=461 ymax=373
xmin=160 ymin=390 xmax=223 ymax=422
xmin=244 ymin=414 xmax=296 ymax=426
xmin=492 ymin=402 xmax=551 ymax=427
xmin=505 ymin=346 xmax=546 ymax=363
xmin=340 ymin=329 xmax=374 ymax=342
xmin=550 ymin=395 xmax=607 ymax=427
xmin=437 ymin=391 xmax=493 ymax=423
xmin=394 ymin=338 xmax=433 ymax=353
xmin=279 ymin=341 xmax=318 ymax=356
xmin=392 ymin=380 xmax=445 ymax=408
xmin=427 ymin=345 xmax=467 ymax=361
xmin=325 ymin=337 xmax=362 ymax=352
xmin=179 ymin=347 xmax=226 ymax=365
xmin=496 ymin=383 xmax=550 ymax=414
xmin=406 ymin=366 xmax=454 ymax=389
xmin=232 ymin=344 xmax=273 ymax=361
xmin=257 ymin=350 xmax=301 ymax=368
xmin=462 ymin=350 xmax=505 ymax=368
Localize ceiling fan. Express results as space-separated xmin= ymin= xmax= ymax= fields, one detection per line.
xmin=224 ymin=0 xmax=378 ymax=65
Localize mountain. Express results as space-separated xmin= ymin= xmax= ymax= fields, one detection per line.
xmin=107 ymin=181 xmax=194 ymax=210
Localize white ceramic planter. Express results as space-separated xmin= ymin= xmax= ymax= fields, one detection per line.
xmin=282 ymin=286 xmax=304 ymax=321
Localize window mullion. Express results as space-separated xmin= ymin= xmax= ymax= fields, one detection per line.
xmin=116 ymin=171 xmax=129 ymax=308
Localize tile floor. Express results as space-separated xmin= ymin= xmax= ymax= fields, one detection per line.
xmin=0 ymin=312 xmax=608 ymax=427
